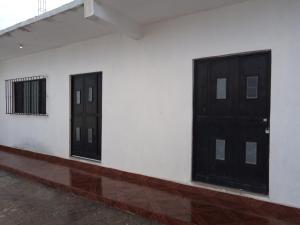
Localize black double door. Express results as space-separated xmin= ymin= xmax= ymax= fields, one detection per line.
xmin=192 ymin=52 xmax=271 ymax=194
xmin=71 ymin=72 xmax=102 ymax=161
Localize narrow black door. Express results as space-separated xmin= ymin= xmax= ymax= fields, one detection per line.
xmin=192 ymin=51 xmax=271 ymax=194
xmin=71 ymin=72 xmax=102 ymax=160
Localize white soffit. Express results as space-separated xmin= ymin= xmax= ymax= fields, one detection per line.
xmin=98 ymin=0 xmax=249 ymax=25
xmin=0 ymin=0 xmax=248 ymax=62
xmin=0 ymin=0 xmax=114 ymax=61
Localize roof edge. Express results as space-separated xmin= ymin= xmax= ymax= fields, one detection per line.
xmin=0 ymin=0 xmax=84 ymax=37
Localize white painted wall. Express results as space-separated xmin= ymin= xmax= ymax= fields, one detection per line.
xmin=0 ymin=0 xmax=300 ymax=208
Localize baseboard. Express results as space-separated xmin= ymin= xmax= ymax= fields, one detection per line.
xmin=0 ymin=144 xmax=299 ymax=213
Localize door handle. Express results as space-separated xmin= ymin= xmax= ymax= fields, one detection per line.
xmin=265 ymin=128 xmax=270 ymax=134
xmin=263 ymin=118 xmax=269 ymax=134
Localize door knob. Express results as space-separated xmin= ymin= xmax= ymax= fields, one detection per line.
xmin=265 ymin=128 xmax=270 ymax=134
xmin=263 ymin=118 xmax=268 ymax=123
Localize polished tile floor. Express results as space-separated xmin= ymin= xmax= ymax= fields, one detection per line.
xmin=1 ymin=150 xmax=300 ymax=225
xmin=0 ymin=170 xmax=161 ymax=225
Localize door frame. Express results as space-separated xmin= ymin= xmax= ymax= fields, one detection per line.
xmin=69 ymin=72 xmax=102 ymax=162
xmin=191 ymin=50 xmax=272 ymax=194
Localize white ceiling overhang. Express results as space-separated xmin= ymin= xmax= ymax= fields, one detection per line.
xmin=0 ymin=0 xmax=247 ymax=62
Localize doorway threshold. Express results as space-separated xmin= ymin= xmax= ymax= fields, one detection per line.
xmin=191 ymin=180 xmax=269 ymax=202
xmin=70 ymin=155 xmax=102 ymax=164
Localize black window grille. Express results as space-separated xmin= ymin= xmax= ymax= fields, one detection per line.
xmin=5 ymin=76 xmax=47 ymax=115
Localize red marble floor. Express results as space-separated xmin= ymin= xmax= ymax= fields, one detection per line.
xmin=0 ymin=147 xmax=300 ymax=225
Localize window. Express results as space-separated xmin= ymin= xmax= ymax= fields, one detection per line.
xmin=216 ymin=139 xmax=226 ymax=161
xmin=88 ymin=87 xmax=93 ymax=102
xmin=76 ymin=127 xmax=81 ymax=142
xmin=216 ymin=78 xmax=227 ymax=100
xmin=76 ymin=91 xmax=81 ymax=105
xmin=5 ymin=76 xmax=47 ymax=115
xmin=246 ymin=76 xmax=258 ymax=99
xmin=88 ymin=128 xmax=93 ymax=143
xmin=245 ymin=141 xmax=257 ymax=165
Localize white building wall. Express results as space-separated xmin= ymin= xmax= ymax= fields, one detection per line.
xmin=0 ymin=0 xmax=300 ymax=208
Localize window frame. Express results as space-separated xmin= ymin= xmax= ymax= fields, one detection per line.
xmin=5 ymin=76 xmax=47 ymax=116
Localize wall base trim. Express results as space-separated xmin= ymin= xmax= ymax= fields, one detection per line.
xmin=0 ymin=144 xmax=299 ymax=214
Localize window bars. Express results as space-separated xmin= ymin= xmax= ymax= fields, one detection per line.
xmin=5 ymin=76 xmax=47 ymax=115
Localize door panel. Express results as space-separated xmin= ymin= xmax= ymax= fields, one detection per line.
xmin=71 ymin=72 xmax=102 ymax=160
xmin=85 ymin=74 xmax=98 ymax=115
xmin=208 ymin=122 xmax=237 ymax=179
xmin=239 ymin=54 xmax=269 ymax=117
xmin=73 ymin=77 xmax=84 ymax=114
xmin=193 ymin=52 xmax=271 ymax=194
xmin=72 ymin=116 xmax=84 ymax=155
xmin=85 ymin=116 xmax=98 ymax=158
xmin=237 ymin=124 xmax=269 ymax=192
xmin=209 ymin=58 xmax=237 ymax=116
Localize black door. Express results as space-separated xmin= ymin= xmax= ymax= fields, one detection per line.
xmin=192 ymin=51 xmax=271 ymax=194
xmin=71 ymin=72 xmax=102 ymax=160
